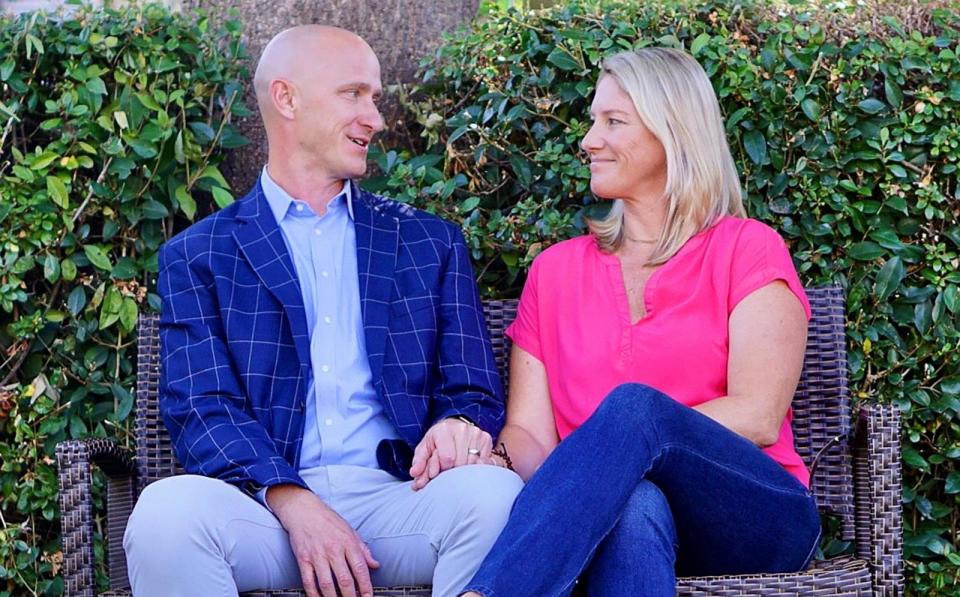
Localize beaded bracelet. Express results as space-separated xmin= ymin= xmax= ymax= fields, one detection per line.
xmin=490 ymin=441 xmax=515 ymax=471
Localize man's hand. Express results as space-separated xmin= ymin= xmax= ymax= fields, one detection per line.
xmin=267 ymin=485 xmax=380 ymax=597
xmin=409 ymin=417 xmax=493 ymax=490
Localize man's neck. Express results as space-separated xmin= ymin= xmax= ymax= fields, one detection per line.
xmin=265 ymin=158 xmax=345 ymax=216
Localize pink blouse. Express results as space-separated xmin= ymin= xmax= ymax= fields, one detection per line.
xmin=506 ymin=216 xmax=812 ymax=486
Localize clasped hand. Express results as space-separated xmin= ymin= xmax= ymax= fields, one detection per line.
xmin=409 ymin=417 xmax=494 ymax=490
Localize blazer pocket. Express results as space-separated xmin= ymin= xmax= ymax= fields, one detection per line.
xmin=390 ymin=295 xmax=437 ymax=319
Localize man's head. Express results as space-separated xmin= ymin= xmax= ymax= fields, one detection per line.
xmin=254 ymin=25 xmax=384 ymax=181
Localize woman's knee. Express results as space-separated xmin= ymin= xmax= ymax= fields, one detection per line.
xmin=595 ymin=383 xmax=674 ymax=423
xmin=611 ymin=481 xmax=677 ymax=549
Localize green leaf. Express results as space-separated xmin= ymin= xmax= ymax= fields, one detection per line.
xmin=112 ymin=383 xmax=134 ymax=421
xmin=875 ymin=256 xmax=905 ymax=301
xmin=903 ymin=447 xmax=930 ymax=472
xmin=98 ymin=286 xmax=123 ymax=330
xmin=119 ymin=297 xmax=138 ymax=333
xmin=111 ymin=258 xmax=138 ymax=280
xmin=743 ymin=130 xmax=767 ymax=165
xmin=944 ymin=285 xmax=959 ymax=313
xmin=67 ymin=287 xmax=87 ymax=316
xmin=199 ymin=165 xmax=230 ymax=189
xmin=800 ymin=98 xmax=820 ymax=121
xmin=43 ymin=254 xmax=60 ymax=283
xmin=136 ymin=92 xmax=161 ymax=111
xmin=546 ymin=47 xmax=581 ymax=71
xmin=61 ymin=258 xmax=77 ymax=282
xmin=46 ymin=176 xmax=69 ymax=208
xmin=690 ymin=32 xmax=711 ymax=56
xmin=858 ymin=98 xmax=886 ymax=114
xmin=946 ymin=472 xmax=960 ymax=494
xmin=86 ymin=77 xmax=107 ymax=96
xmin=31 ymin=153 xmax=58 ymax=170
xmin=175 ymin=185 xmax=197 ymax=220
xmin=211 ymin=186 xmax=234 ymax=208
xmin=884 ymin=78 xmax=903 ymax=107
xmin=848 ymin=241 xmax=886 ymax=261
xmin=142 ymin=200 xmax=170 ymax=219
xmin=941 ymin=377 xmax=960 ymax=396
xmin=84 ymin=245 xmax=113 ymax=271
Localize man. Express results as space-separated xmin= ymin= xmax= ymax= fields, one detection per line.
xmin=123 ymin=25 xmax=522 ymax=597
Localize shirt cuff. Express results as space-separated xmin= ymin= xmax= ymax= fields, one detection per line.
xmin=254 ymin=486 xmax=275 ymax=514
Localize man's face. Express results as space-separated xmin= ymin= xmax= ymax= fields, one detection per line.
xmin=296 ymin=44 xmax=384 ymax=180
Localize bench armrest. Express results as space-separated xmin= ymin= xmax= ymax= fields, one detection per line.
xmin=851 ymin=402 xmax=903 ymax=595
xmin=57 ymin=438 xmax=136 ymax=595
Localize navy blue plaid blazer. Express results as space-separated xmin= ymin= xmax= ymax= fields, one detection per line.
xmin=158 ymin=180 xmax=505 ymax=491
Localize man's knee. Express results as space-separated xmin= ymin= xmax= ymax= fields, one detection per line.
xmin=123 ymin=475 xmax=234 ymax=557
xmin=431 ymin=464 xmax=523 ymax=541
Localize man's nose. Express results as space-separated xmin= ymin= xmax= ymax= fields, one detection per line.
xmin=361 ymin=101 xmax=384 ymax=133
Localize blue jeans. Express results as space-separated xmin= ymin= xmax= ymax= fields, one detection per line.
xmin=463 ymin=383 xmax=821 ymax=597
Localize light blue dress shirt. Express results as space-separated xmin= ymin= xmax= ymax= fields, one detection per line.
xmin=260 ymin=167 xmax=401 ymax=473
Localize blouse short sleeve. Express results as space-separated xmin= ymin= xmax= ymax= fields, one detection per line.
xmin=728 ymin=221 xmax=812 ymax=320
xmin=505 ymin=256 xmax=544 ymax=361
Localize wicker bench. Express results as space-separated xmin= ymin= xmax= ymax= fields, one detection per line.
xmin=56 ymin=286 xmax=902 ymax=596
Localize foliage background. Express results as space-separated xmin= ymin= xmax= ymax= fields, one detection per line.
xmin=366 ymin=0 xmax=960 ymax=593
xmin=1 ymin=0 xmax=959 ymax=595
xmin=0 ymin=4 xmax=247 ymax=594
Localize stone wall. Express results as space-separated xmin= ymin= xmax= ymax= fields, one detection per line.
xmin=179 ymin=0 xmax=480 ymax=192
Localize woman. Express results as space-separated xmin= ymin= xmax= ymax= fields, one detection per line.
xmin=460 ymin=47 xmax=821 ymax=597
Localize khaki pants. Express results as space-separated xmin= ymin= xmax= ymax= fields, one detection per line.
xmin=123 ymin=464 xmax=523 ymax=597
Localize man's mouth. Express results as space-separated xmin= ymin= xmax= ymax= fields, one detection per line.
xmin=348 ymin=136 xmax=369 ymax=148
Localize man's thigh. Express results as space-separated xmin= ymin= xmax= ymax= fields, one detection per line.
xmin=124 ymin=474 xmax=301 ymax=593
xmin=326 ymin=464 xmax=523 ymax=589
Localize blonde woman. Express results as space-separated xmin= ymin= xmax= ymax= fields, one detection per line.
xmin=458 ymin=48 xmax=820 ymax=596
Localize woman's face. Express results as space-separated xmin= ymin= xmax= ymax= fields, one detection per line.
xmin=581 ymin=75 xmax=667 ymax=202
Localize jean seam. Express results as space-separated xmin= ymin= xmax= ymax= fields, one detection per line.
xmin=658 ymin=443 xmax=812 ymax=497
xmin=800 ymin=496 xmax=822 ymax=570
xmin=462 ymin=583 xmax=496 ymax=597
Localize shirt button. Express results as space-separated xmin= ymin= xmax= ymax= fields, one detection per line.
xmin=314 ymin=228 xmax=322 ymax=236
xmin=324 ymin=316 xmax=332 ymax=324
xmin=324 ymin=418 xmax=334 ymax=426
xmin=321 ymin=271 xmax=329 ymax=278
xmin=320 ymin=365 xmax=330 ymax=372
xmin=295 ymin=204 xmax=304 ymax=212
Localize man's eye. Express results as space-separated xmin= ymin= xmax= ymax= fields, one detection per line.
xmin=609 ymin=118 xmax=623 ymax=125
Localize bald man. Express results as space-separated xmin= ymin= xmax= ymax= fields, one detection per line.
xmin=123 ymin=26 xmax=522 ymax=597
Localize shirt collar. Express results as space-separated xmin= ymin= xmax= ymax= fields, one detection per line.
xmin=260 ymin=166 xmax=355 ymax=223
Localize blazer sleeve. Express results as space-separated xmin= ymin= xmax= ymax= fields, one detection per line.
xmin=428 ymin=224 xmax=506 ymax=436
xmin=158 ymin=239 xmax=308 ymax=492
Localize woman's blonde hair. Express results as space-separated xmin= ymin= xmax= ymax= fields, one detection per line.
xmin=586 ymin=47 xmax=745 ymax=263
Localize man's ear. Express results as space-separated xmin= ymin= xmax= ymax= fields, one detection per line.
xmin=270 ymin=78 xmax=297 ymax=120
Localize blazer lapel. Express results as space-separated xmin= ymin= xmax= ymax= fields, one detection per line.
xmin=352 ymin=182 xmax=399 ymax=383
xmin=233 ymin=182 xmax=311 ymax=370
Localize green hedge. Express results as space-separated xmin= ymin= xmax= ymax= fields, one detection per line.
xmin=365 ymin=1 xmax=960 ymax=592
xmin=0 ymin=4 xmax=247 ymax=594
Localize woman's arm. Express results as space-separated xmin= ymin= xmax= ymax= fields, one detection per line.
xmin=694 ymin=280 xmax=808 ymax=447
xmin=493 ymin=344 xmax=561 ymax=481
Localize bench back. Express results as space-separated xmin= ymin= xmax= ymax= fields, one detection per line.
xmin=135 ymin=286 xmax=854 ymax=538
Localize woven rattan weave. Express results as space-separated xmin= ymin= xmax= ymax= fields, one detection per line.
xmin=57 ymin=286 xmax=902 ymax=596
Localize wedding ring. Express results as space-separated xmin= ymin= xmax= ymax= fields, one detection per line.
xmin=467 ymin=448 xmax=481 ymax=456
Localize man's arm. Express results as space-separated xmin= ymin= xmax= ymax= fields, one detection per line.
xmin=427 ymin=224 xmax=505 ymax=431
xmin=409 ymin=225 xmax=506 ymax=488
xmin=158 ymin=239 xmax=306 ymax=492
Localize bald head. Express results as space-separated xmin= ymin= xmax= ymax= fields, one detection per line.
xmin=254 ymin=25 xmax=376 ymax=118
